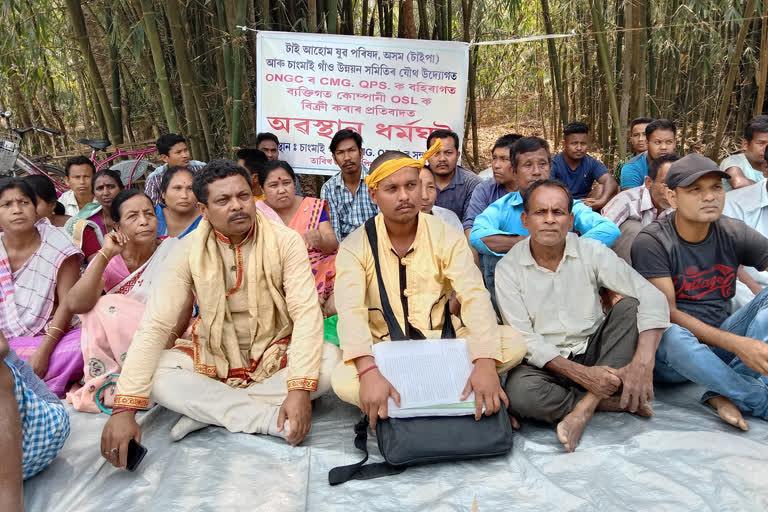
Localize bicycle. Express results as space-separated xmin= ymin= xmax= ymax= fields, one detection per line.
xmin=0 ymin=110 xmax=68 ymax=192
xmin=77 ymin=137 xmax=157 ymax=188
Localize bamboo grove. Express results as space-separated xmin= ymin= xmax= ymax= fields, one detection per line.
xmin=1 ymin=0 xmax=766 ymax=169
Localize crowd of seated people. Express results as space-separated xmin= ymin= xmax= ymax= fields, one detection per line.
xmin=3 ymin=114 xmax=768 ymax=510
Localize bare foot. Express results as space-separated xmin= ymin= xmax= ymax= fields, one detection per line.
xmin=707 ymin=396 xmax=749 ymax=431
xmin=556 ymin=394 xmax=599 ymax=452
xmin=598 ymin=396 xmax=654 ymax=417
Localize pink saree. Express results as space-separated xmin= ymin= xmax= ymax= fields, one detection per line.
xmin=1 ymin=219 xmax=83 ymax=397
xmin=256 ymin=197 xmax=336 ymax=300
xmin=66 ymin=238 xmax=179 ymax=412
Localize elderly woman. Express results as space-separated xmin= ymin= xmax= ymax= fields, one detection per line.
xmin=66 ymin=189 xmax=192 ymax=413
xmin=255 ymin=160 xmax=338 ymax=316
xmin=24 ymin=174 xmax=70 ymax=228
xmin=64 ymin=168 xmax=125 ymax=261
xmin=155 ymin=165 xmax=201 ymax=239
xmin=0 ymin=178 xmax=82 ymax=397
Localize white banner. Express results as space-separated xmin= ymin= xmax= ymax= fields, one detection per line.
xmin=255 ymin=31 xmax=469 ymax=175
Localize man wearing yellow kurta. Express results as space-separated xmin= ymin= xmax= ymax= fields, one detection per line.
xmin=331 ymin=142 xmax=526 ymax=429
xmin=101 ymin=160 xmax=340 ymax=468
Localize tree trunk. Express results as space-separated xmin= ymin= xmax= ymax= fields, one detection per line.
xmin=230 ymin=0 xmax=249 ymax=150
xmin=755 ymin=0 xmax=768 ymax=116
xmin=540 ymin=0 xmax=568 ymax=129
xmin=63 ymin=0 xmax=122 ymax=144
xmin=261 ymin=0 xmax=271 ymax=29
xmin=105 ymin=4 xmax=123 ymax=138
xmin=165 ymin=0 xmax=205 ymax=158
xmin=361 ymin=0 xmax=368 ymax=36
xmin=416 ymin=0 xmax=429 ymax=39
xmin=711 ymin=0 xmax=756 ymax=159
xmin=327 ymin=0 xmax=337 ymax=34
xmin=590 ymin=0 xmax=626 ymax=158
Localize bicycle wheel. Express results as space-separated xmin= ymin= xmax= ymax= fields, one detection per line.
xmin=41 ymin=162 xmax=66 ymax=179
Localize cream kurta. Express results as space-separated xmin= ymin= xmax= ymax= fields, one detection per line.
xmin=114 ymin=213 xmax=324 ymax=410
xmin=336 ymin=212 xmax=518 ymax=363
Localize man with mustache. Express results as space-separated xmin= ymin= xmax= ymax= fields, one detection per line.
xmin=321 ymin=129 xmax=379 ymax=242
xmin=495 ymin=179 xmax=669 ymax=452
xmin=632 ymin=153 xmax=768 ymax=431
xmin=426 ymin=129 xmax=482 ymax=222
xmin=330 ymin=140 xmax=526 ymax=427
xmin=100 ymin=160 xmax=340 ymax=469
xmin=462 ymin=134 xmax=521 ymax=236
xmin=470 ymin=137 xmax=619 ymax=310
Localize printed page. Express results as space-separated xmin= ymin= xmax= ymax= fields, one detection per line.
xmin=372 ymin=339 xmax=475 ymax=415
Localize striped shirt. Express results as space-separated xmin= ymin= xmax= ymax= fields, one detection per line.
xmin=320 ymin=166 xmax=379 ymax=242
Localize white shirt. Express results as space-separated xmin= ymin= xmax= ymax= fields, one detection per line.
xmin=431 ymin=205 xmax=464 ymax=233
xmin=495 ymin=233 xmax=670 ymax=368
xmin=478 ymin=167 xmax=494 ymax=180
xmin=720 ymin=153 xmax=765 ymax=191
xmin=724 ymin=181 xmax=768 ymax=291
xmin=58 ymin=190 xmax=93 ymax=217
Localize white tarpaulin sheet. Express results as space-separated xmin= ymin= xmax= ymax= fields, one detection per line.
xmin=23 ymin=384 xmax=768 ymax=511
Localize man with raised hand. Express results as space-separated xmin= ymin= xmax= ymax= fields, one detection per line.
xmin=331 ymin=140 xmax=525 ymax=428
xmin=496 ymin=179 xmax=668 ymax=452
xmin=100 ymin=160 xmax=340 ymax=469
xmin=632 ymin=153 xmax=768 ymax=431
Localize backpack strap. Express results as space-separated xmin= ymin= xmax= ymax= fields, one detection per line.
xmin=328 ymin=416 xmax=405 ymax=485
xmin=364 ymin=218 xmax=407 ymax=341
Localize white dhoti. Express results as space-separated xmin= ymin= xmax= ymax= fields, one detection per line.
xmin=150 ymin=342 xmax=341 ymax=435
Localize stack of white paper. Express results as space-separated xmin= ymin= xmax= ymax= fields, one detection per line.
xmin=371 ymin=338 xmax=476 ymax=418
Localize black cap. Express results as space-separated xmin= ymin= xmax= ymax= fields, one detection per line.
xmin=665 ymin=153 xmax=729 ymax=189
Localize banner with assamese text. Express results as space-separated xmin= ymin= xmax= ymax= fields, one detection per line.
xmin=255 ymin=31 xmax=469 ymax=175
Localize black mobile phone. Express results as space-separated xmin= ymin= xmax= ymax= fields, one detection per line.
xmin=126 ymin=439 xmax=147 ymax=472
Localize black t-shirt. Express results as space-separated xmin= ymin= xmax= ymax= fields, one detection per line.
xmin=631 ymin=213 xmax=768 ymax=327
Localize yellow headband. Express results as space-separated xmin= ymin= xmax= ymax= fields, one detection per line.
xmin=365 ymin=139 xmax=442 ymax=190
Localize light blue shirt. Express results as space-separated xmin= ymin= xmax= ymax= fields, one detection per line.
xmin=469 ymin=190 xmax=620 ymax=256
xmin=619 ymin=153 xmax=649 ymax=189
xmin=720 ymin=153 xmax=766 ymax=191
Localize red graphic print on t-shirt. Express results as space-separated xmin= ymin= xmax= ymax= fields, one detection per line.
xmin=673 ymin=264 xmax=736 ymax=301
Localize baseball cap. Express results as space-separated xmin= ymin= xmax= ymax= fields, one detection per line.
xmin=665 ymin=153 xmax=729 ymax=189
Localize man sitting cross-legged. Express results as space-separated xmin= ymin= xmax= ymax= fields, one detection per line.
xmin=632 ymin=153 xmax=768 ymax=431
xmin=330 ymin=141 xmax=526 ymax=427
xmin=497 ymin=179 xmax=669 ymax=452
xmin=100 ymin=160 xmax=340 ymax=469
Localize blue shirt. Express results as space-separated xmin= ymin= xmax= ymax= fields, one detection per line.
xmin=155 ymin=204 xmax=202 ymax=239
xmin=462 ymin=180 xmax=511 ymax=231
xmin=320 ymin=166 xmax=379 ymax=242
xmin=550 ymin=153 xmax=609 ymax=199
xmin=469 ymin=190 xmax=620 ymax=256
xmin=619 ymin=153 xmax=649 ymax=189
xmin=434 ymin=165 xmax=483 ymax=221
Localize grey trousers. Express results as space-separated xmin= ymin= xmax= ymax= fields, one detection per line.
xmin=611 ymin=219 xmax=644 ymax=265
xmin=504 ymin=297 xmax=640 ymax=423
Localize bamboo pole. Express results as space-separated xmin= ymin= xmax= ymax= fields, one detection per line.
xmin=711 ymin=0 xmax=756 ymax=159
xmin=755 ymin=2 xmax=768 ymax=116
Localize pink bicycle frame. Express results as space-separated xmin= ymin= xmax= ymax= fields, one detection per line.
xmin=90 ymin=146 xmax=157 ymax=187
